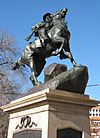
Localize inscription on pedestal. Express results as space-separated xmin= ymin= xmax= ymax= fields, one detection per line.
xmin=13 ymin=130 xmax=42 ymax=138
xmin=57 ymin=128 xmax=82 ymax=138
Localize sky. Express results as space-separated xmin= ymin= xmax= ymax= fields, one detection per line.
xmin=0 ymin=0 xmax=100 ymax=100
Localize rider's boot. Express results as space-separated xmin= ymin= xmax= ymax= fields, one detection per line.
xmin=44 ymin=39 xmax=53 ymax=50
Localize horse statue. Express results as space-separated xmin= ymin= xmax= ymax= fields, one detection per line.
xmin=12 ymin=8 xmax=77 ymax=86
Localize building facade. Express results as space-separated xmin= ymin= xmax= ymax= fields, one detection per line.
xmin=89 ymin=105 xmax=100 ymax=138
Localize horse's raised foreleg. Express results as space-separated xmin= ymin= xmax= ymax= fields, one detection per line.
xmin=52 ymin=36 xmax=77 ymax=67
xmin=29 ymin=58 xmax=40 ymax=86
xmin=52 ymin=36 xmax=66 ymax=55
xmin=63 ymin=41 xmax=77 ymax=67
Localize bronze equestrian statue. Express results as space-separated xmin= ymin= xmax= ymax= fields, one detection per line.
xmin=12 ymin=8 xmax=77 ymax=86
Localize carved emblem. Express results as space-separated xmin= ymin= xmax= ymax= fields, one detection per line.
xmin=16 ymin=116 xmax=37 ymax=129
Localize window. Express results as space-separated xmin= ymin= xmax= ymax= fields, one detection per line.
xmin=57 ymin=128 xmax=82 ymax=138
xmin=93 ymin=128 xmax=96 ymax=133
xmin=13 ymin=130 xmax=42 ymax=138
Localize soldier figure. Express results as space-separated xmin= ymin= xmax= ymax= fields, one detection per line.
xmin=12 ymin=8 xmax=76 ymax=86
xmin=34 ymin=12 xmax=53 ymax=52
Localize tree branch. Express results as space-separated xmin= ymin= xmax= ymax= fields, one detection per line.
xmin=0 ymin=61 xmax=13 ymax=66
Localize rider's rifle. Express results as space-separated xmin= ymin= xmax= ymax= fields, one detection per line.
xmin=25 ymin=22 xmax=46 ymax=41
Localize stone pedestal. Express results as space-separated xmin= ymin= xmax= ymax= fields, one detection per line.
xmin=1 ymin=88 xmax=99 ymax=138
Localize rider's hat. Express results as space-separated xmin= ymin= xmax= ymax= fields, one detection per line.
xmin=43 ymin=13 xmax=52 ymax=21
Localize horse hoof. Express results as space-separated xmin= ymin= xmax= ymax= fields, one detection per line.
xmin=74 ymin=64 xmax=82 ymax=67
xmin=36 ymin=82 xmax=41 ymax=85
xmin=34 ymin=81 xmax=42 ymax=86
xmin=73 ymin=64 xmax=76 ymax=67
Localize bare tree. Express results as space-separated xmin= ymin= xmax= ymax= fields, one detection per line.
xmin=0 ymin=31 xmax=25 ymax=102
xmin=0 ymin=31 xmax=30 ymax=138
